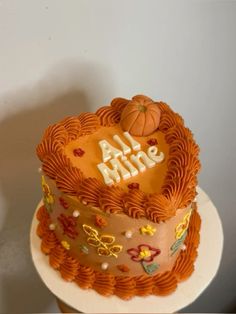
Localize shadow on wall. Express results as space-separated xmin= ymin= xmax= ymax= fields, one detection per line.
xmin=0 ymin=60 xmax=115 ymax=313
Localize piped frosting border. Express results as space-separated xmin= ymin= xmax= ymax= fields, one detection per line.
xmin=36 ymin=98 xmax=201 ymax=222
xmin=36 ymin=203 xmax=201 ymax=299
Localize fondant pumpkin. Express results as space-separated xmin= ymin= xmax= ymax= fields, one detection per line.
xmin=120 ymin=95 xmax=161 ymax=137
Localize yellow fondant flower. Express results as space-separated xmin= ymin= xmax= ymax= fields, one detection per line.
xmin=140 ymin=225 xmax=156 ymax=236
xmin=139 ymin=249 xmax=151 ymax=259
xmin=61 ymin=240 xmax=70 ymax=250
xmin=175 ymin=211 xmax=192 ymax=240
xmin=127 ymin=244 xmax=161 ymax=262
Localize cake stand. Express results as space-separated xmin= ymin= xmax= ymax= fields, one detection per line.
xmin=30 ymin=187 xmax=223 ymax=313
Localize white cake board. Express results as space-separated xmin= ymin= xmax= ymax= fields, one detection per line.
xmin=30 ymin=187 xmax=223 ymax=313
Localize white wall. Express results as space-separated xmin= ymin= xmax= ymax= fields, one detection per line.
xmin=0 ymin=0 xmax=235 ymax=312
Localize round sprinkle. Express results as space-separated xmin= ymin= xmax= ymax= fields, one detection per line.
xmin=182 ymin=244 xmax=187 ymax=251
xmin=49 ymin=223 xmax=56 ymax=230
xmin=82 ymin=200 xmax=87 ymax=205
xmin=73 ymin=210 xmax=80 ymax=218
xmin=125 ymin=230 xmax=133 ymax=239
xmin=101 ymin=262 xmax=109 ymax=270
xmin=38 ymin=167 xmax=42 ymax=173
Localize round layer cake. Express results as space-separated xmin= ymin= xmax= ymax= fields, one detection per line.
xmin=36 ymin=95 xmax=201 ymax=299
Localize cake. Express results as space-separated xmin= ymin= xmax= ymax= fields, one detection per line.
xmin=36 ymin=95 xmax=201 ymax=299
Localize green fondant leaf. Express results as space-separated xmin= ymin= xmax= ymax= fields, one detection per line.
xmin=142 ymin=261 xmax=159 ymax=275
xmin=80 ymin=244 xmax=89 ymax=254
xmin=171 ymin=231 xmax=187 ymax=255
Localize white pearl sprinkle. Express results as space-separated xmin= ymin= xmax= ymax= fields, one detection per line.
xmin=125 ymin=230 xmax=133 ymax=239
xmin=49 ymin=223 xmax=56 ymax=230
xmin=38 ymin=167 xmax=42 ymax=173
xmin=82 ymin=200 xmax=87 ymax=205
xmin=73 ymin=210 xmax=80 ymax=217
xmin=101 ymin=262 xmax=109 ymax=270
xmin=182 ymin=244 xmax=187 ymax=251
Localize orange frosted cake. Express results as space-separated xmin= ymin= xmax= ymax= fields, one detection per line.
xmin=36 ymin=95 xmax=201 ymax=299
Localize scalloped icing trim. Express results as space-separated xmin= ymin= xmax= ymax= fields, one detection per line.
xmin=36 ymin=97 xmax=201 ymax=222
xmin=36 ymin=204 xmax=201 ymax=300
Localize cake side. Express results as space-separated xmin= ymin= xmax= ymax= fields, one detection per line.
xmin=39 ymin=175 xmax=194 ymax=277
xmin=36 ymin=202 xmax=201 ymax=299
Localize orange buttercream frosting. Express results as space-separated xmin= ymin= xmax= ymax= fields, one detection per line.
xmin=36 ymin=204 xmax=201 ymax=299
xmin=56 ymin=165 xmax=84 ymax=195
xmin=60 ymin=256 xmax=80 ymax=282
xmin=37 ymin=96 xmax=200 ymax=221
xmin=41 ymin=231 xmax=59 ymax=254
xmin=61 ymin=116 xmax=81 ymax=141
xmin=99 ymin=186 xmax=125 ymax=214
xmin=36 ymin=95 xmax=201 ymax=299
xmin=123 ymin=189 xmax=146 ymax=218
xmin=77 ymin=177 xmax=105 ymax=207
xmin=78 ymin=113 xmax=100 ymax=135
xmin=96 ymin=106 xmax=121 ymax=126
xmin=49 ymin=245 xmax=67 ymax=270
xmin=75 ymin=265 xmax=95 ymax=289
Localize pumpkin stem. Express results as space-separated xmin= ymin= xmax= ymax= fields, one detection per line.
xmin=138 ymin=105 xmax=147 ymax=113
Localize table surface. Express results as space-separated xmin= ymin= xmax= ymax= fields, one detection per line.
xmin=30 ymin=186 xmax=223 ymax=313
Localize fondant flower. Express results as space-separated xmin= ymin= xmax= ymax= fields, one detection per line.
xmin=140 ymin=225 xmax=156 ymax=236
xmin=59 ymin=197 xmax=69 ymax=209
xmin=128 ymin=182 xmax=140 ymax=190
xmin=175 ymin=211 xmax=191 ymax=240
xmin=147 ymin=138 xmax=158 ymax=146
xmin=58 ymin=213 xmax=78 ymax=239
xmin=127 ymin=244 xmax=161 ymax=262
xmin=94 ymin=215 xmax=108 ymax=228
xmin=73 ymin=148 xmax=85 ymax=157
xmin=61 ymin=240 xmax=70 ymax=250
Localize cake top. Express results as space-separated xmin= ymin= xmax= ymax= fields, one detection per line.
xmin=36 ymin=95 xmax=200 ymax=222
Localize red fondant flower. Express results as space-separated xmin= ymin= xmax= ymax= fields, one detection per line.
xmin=73 ymin=148 xmax=85 ymax=157
xmin=128 ymin=182 xmax=140 ymax=190
xmin=59 ymin=197 xmax=69 ymax=209
xmin=57 ymin=213 xmax=78 ymax=239
xmin=127 ymin=244 xmax=161 ymax=262
xmin=147 ymin=138 xmax=158 ymax=146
